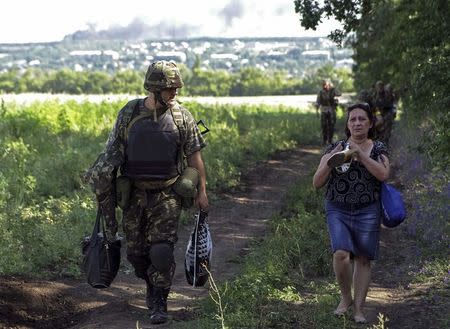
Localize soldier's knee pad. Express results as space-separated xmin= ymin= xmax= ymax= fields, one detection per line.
xmin=127 ymin=254 xmax=150 ymax=279
xmin=149 ymin=242 xmax=174 ymax=272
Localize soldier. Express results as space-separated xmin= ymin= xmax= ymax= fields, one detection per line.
xmin=382 ymin=83 xmax=397 ymax=144
xmin=372 ymin=81 xmax=395 ymax=144
xmin=84 ymin=60 xmax=208 ymax=325
xmin=357 ymin=89 xmax=373 ymax=109
xmin=316 ymin=80 xmax=341 ymax=145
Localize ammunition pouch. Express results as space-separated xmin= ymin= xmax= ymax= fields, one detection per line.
xmin=116 ymin=176 xmax=132 ymax=210
xmin=172 ymin=167 xmax=200 ymax=209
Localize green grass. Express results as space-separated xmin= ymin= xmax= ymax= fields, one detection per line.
xmin=0 ymin=99 xmax=320 ymax=276
xmin=176 ymin=176 xmax=366 ymax=329
xmin=173 ymin=111 xmax=449 ymax=329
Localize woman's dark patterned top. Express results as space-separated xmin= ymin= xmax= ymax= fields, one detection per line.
xmin=324 ymin=139 xmax=388 ymax=208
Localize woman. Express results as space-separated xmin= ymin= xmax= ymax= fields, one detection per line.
xmin=313 ymin=103 xmax=390 ymax=323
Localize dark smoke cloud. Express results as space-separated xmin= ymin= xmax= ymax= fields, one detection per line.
xmin=219 ymin=0 xmax=244 ymax=26
xmin=64 ymin=17 xmax=201 ymax=41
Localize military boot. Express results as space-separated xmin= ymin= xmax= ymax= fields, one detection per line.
xmin=149 ymin=287 xmax=170 ymax=324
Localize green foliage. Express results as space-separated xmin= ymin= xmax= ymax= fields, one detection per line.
xmin=0 ymin=64 xmax=354 ymax=96
xmin=294 ymin=0 xmax=362 ymax=45
xmin=0 ymin=100 xmax=316 ymax=276
xmin=352 ymin=0 xmax=449 ymax=170
xmin=295 ymin=0 xmax=449 ymax=170
xmin=185 ymin=101 xmax=320 ymax=190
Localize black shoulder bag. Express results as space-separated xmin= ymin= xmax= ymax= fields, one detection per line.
xmin=81 ymin=207 xmax=121 ymax=288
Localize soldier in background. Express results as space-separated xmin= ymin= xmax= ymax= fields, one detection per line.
xmin=316 ymin=80 xmax=342 ymax=145
xmin=382 ymin=83 xmax=397 ymax=144
xmin=357 ymin=88 xmax=374 ymax=109
xmin=84 ymin=60 xmax=208 ymax=325
xmin=372 ymin=81 xmax=396 ymax=144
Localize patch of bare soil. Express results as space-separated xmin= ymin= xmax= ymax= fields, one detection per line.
xmin=365 ymin=225 xmax=449 ymax=329
xmin=0 ymin=146 xmax=322 ymax=329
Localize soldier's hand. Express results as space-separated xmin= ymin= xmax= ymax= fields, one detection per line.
xmin=105 ymin=229 xmax=119 ymax=243
xmin=196 ymin=191 xmax=209 ymax=211
xmin=97 ymin=192 xmax=118 ymax=239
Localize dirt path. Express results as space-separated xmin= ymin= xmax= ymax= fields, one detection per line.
xmin=0 ymin=146 xmax=322 ymax=329
xmin=364 ymin=225 xmax=449 ymax=329
xmin=1 ymin=140 xmax=447 ymax=329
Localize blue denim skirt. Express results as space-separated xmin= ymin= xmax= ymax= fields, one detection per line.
xmin=325 ymin=200 xmax=381 ymax=260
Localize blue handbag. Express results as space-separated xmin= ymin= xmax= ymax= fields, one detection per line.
xmin=380 ymin=182 xmax=406 ymax=228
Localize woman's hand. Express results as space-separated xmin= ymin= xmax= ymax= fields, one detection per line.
xmin=313 ymin=143 xmax=343 ymax=189
xmin=323 ymin=143 xmax=344 ymax=164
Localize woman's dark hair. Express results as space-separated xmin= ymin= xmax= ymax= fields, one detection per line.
xmin=345 ymin=103 xmax=376 ymax=138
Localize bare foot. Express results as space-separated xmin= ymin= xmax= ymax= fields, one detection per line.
xmin=354 ymin=312 xmax=367 ymax=324
xmin=333 ymin=299 xmax=353 ymax=316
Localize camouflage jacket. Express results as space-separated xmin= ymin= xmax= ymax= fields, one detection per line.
xmin=84 ymin=98 xmax=206 ymax=198
xmin=316 ymin=87 xmax=341 ymax=107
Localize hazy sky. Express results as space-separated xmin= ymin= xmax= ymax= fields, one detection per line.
xmin=1 ymin=0 xmax=340 ymax=43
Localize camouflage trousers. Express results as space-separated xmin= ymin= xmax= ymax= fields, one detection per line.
xmin=123 ymin=185 xmax=182 ymax=288
xmin=380 ymin=111 xmax=395 ymax=145
xmin=320 ymin=106 xmax=336 ymax=144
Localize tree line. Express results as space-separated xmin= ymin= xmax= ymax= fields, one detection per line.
xmin=295 ymin=0 xmax=449 ymax=169
xmin=0 ymin=64 xmax=353 ymax=97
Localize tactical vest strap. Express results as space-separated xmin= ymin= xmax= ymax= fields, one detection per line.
xmin=134 ymin=176 xmax=179 ymax=190
xmin=170 ymin=105 xmax=187 ymax=174
xmin=122 ymin=99 xmax=141 ymax=132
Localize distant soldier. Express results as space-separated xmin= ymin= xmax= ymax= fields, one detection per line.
xmin=316 ymin=80 xmax=341 ymax=145
xmin=372 ymin=81 xmax=396 ymax=144
xmin=382 ymin=83 xmax=397 ymax=144
xmin=357 ymin=89 xmax=374 ymax=109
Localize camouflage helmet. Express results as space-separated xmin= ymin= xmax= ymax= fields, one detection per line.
xmin=144 ymin=60 xmax=184 ymax=92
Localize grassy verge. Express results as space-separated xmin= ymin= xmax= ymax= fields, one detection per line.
xmin=175 ymin=110 xmax=449 ymax=329
xmin=0 ymin=100 xmax=319 ymax=276
xmin=175 ymin=174 xmax=364 ymax=329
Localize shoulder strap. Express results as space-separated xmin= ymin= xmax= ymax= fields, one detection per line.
xmin=170 ymin=104 xmax=187 ymax=142
xmin=122 ymin=98 xmax=140 ymax=128
xmin=170 ymin=104 xmax=187 ymax=173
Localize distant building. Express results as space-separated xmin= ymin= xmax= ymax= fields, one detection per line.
xmin=153 ymin=51 xmax=187 ymax=63
xmin=301 ymin=50 xmax=330 ymax=61
xmin=69 ymin=50 xmax=102 ymax=56
xmin=210 ymin=53 xmax=239 ymax=61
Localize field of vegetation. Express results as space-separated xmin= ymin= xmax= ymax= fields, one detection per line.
xmin=0 ymin=96 xmax=448 ymax=328
xmin=0 ymin=99 xmax=319 ymax=276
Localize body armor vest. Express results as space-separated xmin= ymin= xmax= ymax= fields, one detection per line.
xmin=319 ymin=89 xmax=337 ymax=107
xmin=123 ymin=110 xmax=180 ymax=180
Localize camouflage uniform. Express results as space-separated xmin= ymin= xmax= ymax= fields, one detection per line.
xmin=85 ymin=98 xmax=206 ymax=289
xmin=381 ymin=84 xmax=396 ymax=145
xmin=372 ymin=81 xmax=395 ymax=144
xmin=316 ymin=83 xmax=341 ymax=145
